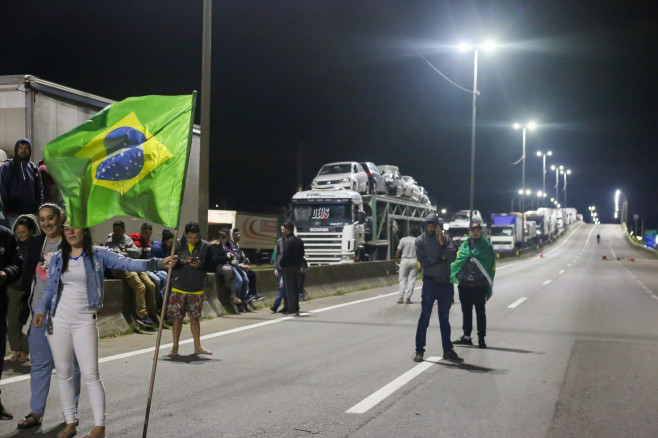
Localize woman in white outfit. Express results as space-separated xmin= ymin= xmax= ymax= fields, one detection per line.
xmin=33 ymin=225 xmax=176 ymax=438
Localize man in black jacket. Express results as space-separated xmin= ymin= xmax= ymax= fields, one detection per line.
xmin=279 ymin=221 xmax=305 ymax=316
xmin=0 ymin=223 xmax=23 ymax=418
xmin=0 ymin=138 xmax=44 ymax=228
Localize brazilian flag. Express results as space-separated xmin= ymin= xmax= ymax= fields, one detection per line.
xmin=44 ymin=93 xmax=196 ymax=228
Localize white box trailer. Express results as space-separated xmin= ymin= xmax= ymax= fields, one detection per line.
xmin=0 ymin=75 xmax=203 ymax=242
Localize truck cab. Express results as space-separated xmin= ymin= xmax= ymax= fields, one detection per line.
xmin=291 ymin=190 xmax=365 ymax=265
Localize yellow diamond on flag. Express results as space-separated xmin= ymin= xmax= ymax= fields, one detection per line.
xmin=75 ymin=112 xmax=172 ymax=194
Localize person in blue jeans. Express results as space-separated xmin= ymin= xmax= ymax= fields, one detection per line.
xmin=413 ymin=214 xmax=462 ymax=363
xmin=16 ymin=204 xmax=81 ymax=430
xmin=270 ymin=227 xmax=288 ymax=313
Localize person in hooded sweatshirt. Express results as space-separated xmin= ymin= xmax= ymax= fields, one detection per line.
xmin=0 ymin=138 xmax=44 ymax=228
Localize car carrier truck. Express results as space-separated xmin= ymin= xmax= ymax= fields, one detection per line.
xmin=290 ymin=190 xmax=435 ymax=265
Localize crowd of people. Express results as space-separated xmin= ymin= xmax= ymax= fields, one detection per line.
xmin=0 ymin=138 xmax=229 ymax=437
xmin=0 ymin=136 xmax=499 ymax=435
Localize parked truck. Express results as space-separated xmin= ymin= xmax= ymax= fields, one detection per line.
xmin=490 ymin=213 xmax=523 ymax=251
xmin=527 ymin=208 xmax=558 ymax=242
xmin=208 ymin=210 xmax=280 ymax=263
xmin=291 ymin=190 xmax=435 ymax=265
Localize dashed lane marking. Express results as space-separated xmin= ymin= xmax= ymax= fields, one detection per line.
xmin=542 ymin=280 xmax=552 ymax=286
xmin=346 ymin=356 xmax=442 ymax=414
xmin=508 ymin=297 xmax=528 ymax=309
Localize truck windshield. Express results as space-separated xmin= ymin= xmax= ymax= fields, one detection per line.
xmin=292 ymin=203 xmax=352 ymax=226
xmin=448 ymin=227 xmax=470 ymax=238
xmin=490 ymin=226 xmax=513 ymax=237
xmin=318 ymin=164 xmax=351 ymax=175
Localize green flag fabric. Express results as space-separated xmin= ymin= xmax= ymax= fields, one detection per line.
xmin=44 ymin=94 xmax=196 ymax=228
xmin=450 ymin=236 xmax=496 ymax=298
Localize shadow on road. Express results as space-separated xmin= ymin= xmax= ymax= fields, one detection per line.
xmin=1 ymin=422 xmax=69 ymax=437
xmin=455 ymin=345 xmax=544 ymax=354
xmin=435 ymin=361 xmax=508 ymax=374
xmin=161 ymin=354 xmax=218 ymax=365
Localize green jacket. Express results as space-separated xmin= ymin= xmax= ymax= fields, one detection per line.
xmin=450 ymin=236 xmax=496 ymax=299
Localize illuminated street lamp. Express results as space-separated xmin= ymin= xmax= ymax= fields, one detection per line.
xmin=459 ymin=40 xmax=495 ymax=226
xmin=514 ymin=122 xmax=536 ymax=213
xmin=536 ymin=150 xmax=552 ymax=207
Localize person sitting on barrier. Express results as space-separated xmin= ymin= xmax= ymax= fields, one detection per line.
xmin=33 ymin=223 xmax=176 ymax=438
xmin=105 ymin=221 xmax=158 ymax=330
xmin=230 ymin=228 xmax=264 ymax=302
xmin=224 ymin=230 xmax=251 ymax=308
xmin=129 ymin=222 xmax=169 ymax=325
xmin=8 ymin=214 xmax=39 ymax=363
xmin=151 ymin=229 xmax=175 ymax=313
xmin=206 ymin=231 xmax=242 ymax=313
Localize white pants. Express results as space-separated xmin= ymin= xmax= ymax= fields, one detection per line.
xmin=48 ymin=313 xmax=106 ymax=426
xmin=398 ymin=258 xmax=418 ymax=299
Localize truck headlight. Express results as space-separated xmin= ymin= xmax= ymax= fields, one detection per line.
xmin=312 ymin=180 xmax=318 ymax=185
xmin=342 ymin=177 xmax=350 ymax=183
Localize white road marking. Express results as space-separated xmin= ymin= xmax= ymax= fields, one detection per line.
xmin=346 ymin=356 xmax=441 ymax=414
xmin=559 ymin=270 xmax=565 ymax=274
xmin=567 ymin=263 xmax=572 ymax=267
xmin=542 ymin=280 xmax=552 ymax=286
xmin=1 ymin=290 xmax=401 ymax=387
xmin=508 ymin=297 xmax=528 ymax=309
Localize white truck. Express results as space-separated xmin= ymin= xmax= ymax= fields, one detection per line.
xmin=490 ymin=213 xmax=523 ymax=251
xmin=291 ymin=190 xmax=435 ymax=265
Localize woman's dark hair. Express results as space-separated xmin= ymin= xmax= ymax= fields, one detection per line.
xmin=214 ymin=230 xmax=228 ymax=242
xmin=14 ymin=216 xmax=38 ymax=235
xmin=60 ymin=228 xmax=94 ymax=273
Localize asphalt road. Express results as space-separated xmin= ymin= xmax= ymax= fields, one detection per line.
xmin=1 ymin=223 xmax=657 ymax=438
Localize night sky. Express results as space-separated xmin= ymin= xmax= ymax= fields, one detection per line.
xmin=2 ymin=1 xmax=657 ymax=229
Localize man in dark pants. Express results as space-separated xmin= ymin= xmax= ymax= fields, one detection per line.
xmin=413 ymin=214 xmax=461 ymax=363
xmin=280 ymin=221 xmax=305 ymax=316
xmin=451 ymin=222 xmax=495 ymax=349
xmin=0 ymin=224 xmax=23 ymax=418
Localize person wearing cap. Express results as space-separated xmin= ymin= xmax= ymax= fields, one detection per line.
xmin=413 ymin=213 xmax=461 ymax=363
xmin=450 ymin=222 xmax=495 ymax=349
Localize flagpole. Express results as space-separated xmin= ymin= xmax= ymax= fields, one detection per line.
xmin=142 ymin=228 xmax=178 ymax=438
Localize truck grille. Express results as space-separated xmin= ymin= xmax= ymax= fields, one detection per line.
xmin=297 ymin=231 xmax=343 ymax=265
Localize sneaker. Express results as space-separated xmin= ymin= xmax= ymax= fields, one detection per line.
xmin=136 ymin=316 xmax=157 ymax=329
xmin=453 ymin=336 xmax=473 ymax=346
xmin=405 ymin=298 xmax=412 ymax=304
xmin=412 ymin=351 xmax=424 ymax=362
xmin=442 ymin=350 xmax=464 ymax=362
xmin=397 ymin=297 xmax=404 ymax=304
xmin=270 ymin=307 xmax=278 ymax=314
xmin=255 ymin=294 xmax=265 ymax=301
xmin=478 ymin=338 xmax=487 ymax=349
xmin=245 ymin=294 xmax=257 ymax=303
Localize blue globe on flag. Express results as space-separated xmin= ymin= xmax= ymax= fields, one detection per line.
xmin=96 ymin=126 xmax=146 ymax=181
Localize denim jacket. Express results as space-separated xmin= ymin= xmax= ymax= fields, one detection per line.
xmin=35 ymin=246 xmax=162 ymax=316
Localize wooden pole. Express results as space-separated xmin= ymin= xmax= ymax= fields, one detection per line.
xmin=142 ymin=229 xmax=179 ymax=438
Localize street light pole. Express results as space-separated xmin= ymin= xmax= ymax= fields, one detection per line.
xmin=514 ymin=122 xmax=536 ymax=213
xmin=550 ymin=164 xmax=562 ymax=202
xmin=468 ymin=49 xmax=478 ymax=228
xmin=561 ymin=168 xmax=571 ymax=207
xmin=537 ymin=150 xmax=552 ymax=208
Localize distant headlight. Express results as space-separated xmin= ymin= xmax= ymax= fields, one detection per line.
xmin=342 ymin=177 xmax=350 ymax=182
